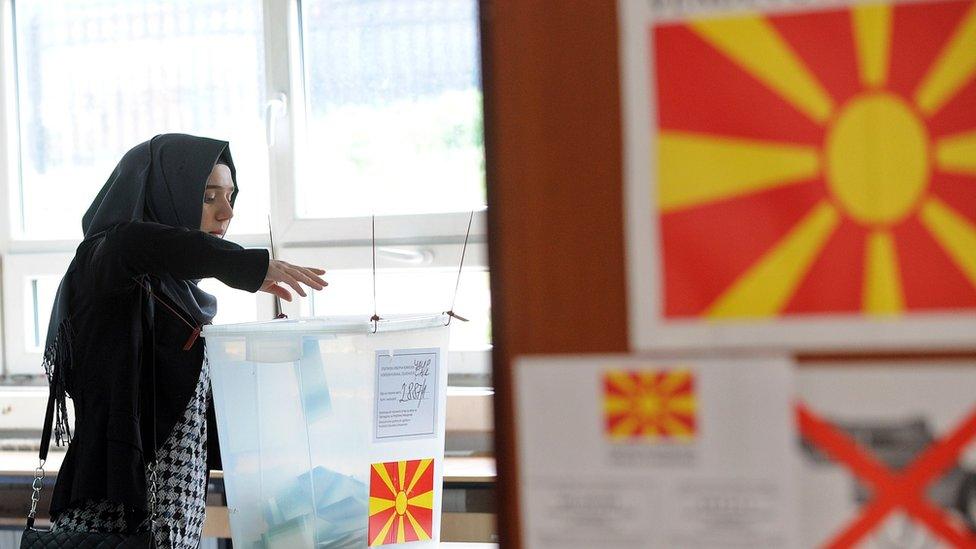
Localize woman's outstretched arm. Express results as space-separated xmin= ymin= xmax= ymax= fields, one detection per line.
xmin=90 ymin=220 xmax=270 ymax=292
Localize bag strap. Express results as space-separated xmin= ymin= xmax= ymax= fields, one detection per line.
xmin=141 ymin=275 xmax=160 ymax=532
xmin=25 ymin=386 xmax=57 ymax=528
xmin=26 ymin=275 xmax=163 ymax=530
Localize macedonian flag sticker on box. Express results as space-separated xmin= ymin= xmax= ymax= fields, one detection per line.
xmin=368 ymin=458 xmax=435 ymax=546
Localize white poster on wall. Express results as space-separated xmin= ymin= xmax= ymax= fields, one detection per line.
xmin=619 ymin=0 xmax=976 ymax=352
xmin=515 ymin=355 xmax=800 ymax=548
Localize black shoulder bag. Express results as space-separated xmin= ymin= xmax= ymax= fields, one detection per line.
xmin=20 ymin=277 xmax=163 ymax=548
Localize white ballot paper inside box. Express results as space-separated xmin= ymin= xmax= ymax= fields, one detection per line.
xmin=203 ymin=316 xmax=449 ymax=549
xmin=515 ymin=355 xmax=799 ymax=549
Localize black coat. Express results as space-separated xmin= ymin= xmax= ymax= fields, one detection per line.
xmin=49 ymin=220 xmax=268 ymax=519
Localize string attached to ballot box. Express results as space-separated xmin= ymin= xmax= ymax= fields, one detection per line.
xmin=269 ymin=215 xmax=287 ymax=319
xmin=444 ymin=210 xmax=474 ymax=326
xmin=371 ymin=215 xmax=381 ymax=333
xmin=367 ymin=211 xmax=474 ymax=333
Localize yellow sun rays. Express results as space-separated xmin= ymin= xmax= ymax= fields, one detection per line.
xmin=864 ymin=230 xmax=905 ymax=314
xmin=936 ymin=130 xmax=976 ymax=175
xmin=606 ymin=370 xmax=638 ymax=394
xmin=656 ymin=369 xmax=691 ymax=394
xmin=608 ymin=416 xmax=640 ymax=439
xmin=662 ymin=416 xmax=694 ymax=439
xmin=369 ymin=496 xmax=396 ymax=515
xmin=406 ymin=511 xmax=431 ymax=541
xmin=668 ymin=395 xmax=697 ymax=414
xmin=658 ymin=132 xmax=821 ymax=212
xmin=604 ymin=395 xmax=633 ymax=415
xmin=706 ymin=202 xmax=841 ymax=318
xmin=919 ymin=198 xmax=976 ymax=287
xmin=408 ymin=490 xmax=434 ymax=509
xmin=663 ymin=4 xmax=976 ymax=319
xmin=914 ymin=1 xmax=976 ymax=115
xmin=406 ymin=459 xmax=433 ymax=494
xmin=853 ymin=3 xmax=893 ymax=88
xmin=688 ymin=15 xmax=835 ymax=122
xmin=372 ymin=513 xmax=397 ymax=546
xmin=371 ymin=463 xmax=396 ymax=495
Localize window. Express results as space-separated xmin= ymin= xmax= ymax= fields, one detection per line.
xmin=11 ymin=0 xmax=270 ymax=240
xmin=298 ymin=0 xmax=485 ymax=218
xmin=0 ymin=0 xmax=489 ymax=383
xmin=1 ymin=253 xmax=72 ymax=375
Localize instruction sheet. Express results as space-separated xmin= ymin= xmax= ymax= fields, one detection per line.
xmin=515 ymin=355 xmax=799 ymax=548
xmin=374 ymin=348 xmax=440 ymax=441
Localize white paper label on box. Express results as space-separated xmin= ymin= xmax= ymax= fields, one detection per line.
xmin=373 ymin=348 xmax=439 ymax=441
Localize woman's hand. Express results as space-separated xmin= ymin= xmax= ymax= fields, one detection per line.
xmin=259 ymin=259 xmax=327 ymax=301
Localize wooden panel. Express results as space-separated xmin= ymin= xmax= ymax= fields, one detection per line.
xmin=480 ymin=2 xmax=625 ymax=548
xmin=479 ymin=2 xmax=976 ymax=548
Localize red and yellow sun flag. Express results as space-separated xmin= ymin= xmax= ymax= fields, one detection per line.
xmin=368 ymin=458 xmax=434 ymax=546
xmin=604 ymin=369 xmax=697 ymax=441
xmin=654 ymin=0 xmax=976 ymax=319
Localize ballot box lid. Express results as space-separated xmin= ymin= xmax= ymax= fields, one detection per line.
xmin=202 ymin=313 xmax=449 ymax=338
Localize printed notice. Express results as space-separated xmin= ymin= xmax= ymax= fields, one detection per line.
xmin=374 ymin=348 xmax=439 ymax=441
xmin=515 ymin=355 xmax=799 ymax=548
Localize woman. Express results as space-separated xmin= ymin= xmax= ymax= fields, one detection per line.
xmin=44 ymin=134 xmax=325 ymax=547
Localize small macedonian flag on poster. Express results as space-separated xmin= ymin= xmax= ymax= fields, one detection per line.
xmin=654 ymin=0 xmax=976 ymax=319
xmin=603 ymin=368 xmax=697 ymax=442
xmin=368 ymin=458 xmax=435 ymax=546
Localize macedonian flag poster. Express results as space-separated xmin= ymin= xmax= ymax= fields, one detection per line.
xmin=621 ymin=0 xmax=976 ymax=350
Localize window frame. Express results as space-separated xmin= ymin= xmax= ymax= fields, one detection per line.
xmin=0 ymin=0 xmax=490 ymax=382
xmin=1 ymin=253 xmax=72 ymax=376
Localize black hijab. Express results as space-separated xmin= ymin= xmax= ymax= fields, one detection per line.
xmin=43 ymin=133 xmax=238 ymax=444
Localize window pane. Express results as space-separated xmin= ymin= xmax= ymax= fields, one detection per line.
xmin=27 ymin=276 xmax=60 ymax=352
xmin=310 ymin=268 xmax=491 ymax=350
xmin=14 ymin=0 xmax=269 ymax=240
xmin=198 ymin=278 xmax=262 ymax=325
xmin=299 ymin=0 xmax=485 ymax=218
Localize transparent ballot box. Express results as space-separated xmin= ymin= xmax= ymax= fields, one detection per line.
xmin=203 ymin=315 xmax=450 ymax=548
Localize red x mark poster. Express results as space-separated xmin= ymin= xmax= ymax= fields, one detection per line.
xmin=620 ymin=0 xmax=976 ymax=350
xmin=797 ymin=364 xmax=976 ymax=547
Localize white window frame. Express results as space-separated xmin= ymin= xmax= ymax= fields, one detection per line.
xmin=0 ymin=0 xmax=490 ymax=382
xmin=1 ymin=253 xmax=72 ymax=375
xmin=261 ymin=0 xmax=488 ymax=248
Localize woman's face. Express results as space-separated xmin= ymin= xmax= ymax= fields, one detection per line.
xmin=200 ymin=163 xmax=234 ymax=237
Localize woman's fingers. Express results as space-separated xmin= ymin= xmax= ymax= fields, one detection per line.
xmin=291 ymin=266 xmax=327 ymax=290
xmin=300 ymin=266 xmax=328 ymax=287
xmin=263 ymin=283 xmax=293 ymax=302
xmin=281 ymin=271 xmax=307 ymax=297
xmin=283 ymin=267 xmax=317 ymax=295
xmin=262 ymin=260 xmax=327 ymax=299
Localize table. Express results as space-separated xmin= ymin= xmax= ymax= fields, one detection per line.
xmin=0 ymin=452 xmax=498 ymax=542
